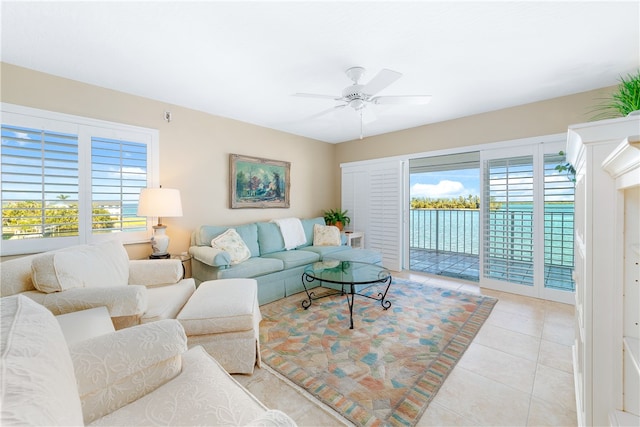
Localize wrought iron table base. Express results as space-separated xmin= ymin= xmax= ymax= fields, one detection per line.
xmin=300 ymin=273 xmax=392 ymax=329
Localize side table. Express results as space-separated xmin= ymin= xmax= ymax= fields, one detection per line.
xmin=172 ymin=253 xmax=192 ymax=279
xmin=344 ymin=231 xmax=364 ymax=249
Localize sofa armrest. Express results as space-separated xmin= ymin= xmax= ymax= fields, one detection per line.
xmin=70 ymin=319 xmax=188 ymax=424
xmin=128 ymin=259 xmax=183 ymax=286
xmin=189 ymin=245 xmax=232 ymax=268
xmin=23 ymin=285 xmax=148 ymax=317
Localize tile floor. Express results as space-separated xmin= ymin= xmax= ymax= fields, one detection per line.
xmin=234 ymin=270 xmax=577 ymax=427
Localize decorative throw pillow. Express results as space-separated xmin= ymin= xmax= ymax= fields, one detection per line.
xmin=313 ymin=224 xmax=341 ymax=246
xmin=211 ymin=228 xmax=251 ymax=265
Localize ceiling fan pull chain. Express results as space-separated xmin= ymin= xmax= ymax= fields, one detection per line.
xmin=360 ymin=110 xmax=364 ymax=140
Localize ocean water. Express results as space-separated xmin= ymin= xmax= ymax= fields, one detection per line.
xmin=409 ymin=204 xmax=574 ymax=267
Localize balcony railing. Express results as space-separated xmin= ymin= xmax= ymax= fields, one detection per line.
xmin=409 ymin=208 xmax=574 ymax=268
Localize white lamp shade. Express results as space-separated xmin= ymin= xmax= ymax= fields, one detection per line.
xmin=137 ymin=188 xmax=183 ymax=219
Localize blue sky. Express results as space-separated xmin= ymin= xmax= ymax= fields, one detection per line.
xmin=410 ymin=168 xmax=479 ymax=199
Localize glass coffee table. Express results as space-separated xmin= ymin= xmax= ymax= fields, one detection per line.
xmin=301 ymin=260 xmax=392 ymax=329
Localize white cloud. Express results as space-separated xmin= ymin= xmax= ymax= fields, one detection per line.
xmin=411 ymin=180 xmax=466 ymax=198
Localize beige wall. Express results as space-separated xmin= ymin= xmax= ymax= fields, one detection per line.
xmin=0 ymin=63 xmax=336 ymax=259
xmin=1 ymin=62 xmax=617 ymax=260
xmin=335 ymin=86 xmax=617 ymax=164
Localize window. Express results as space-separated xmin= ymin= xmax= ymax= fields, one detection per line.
xmin=1 ymin=104 xmax=158 ymax=256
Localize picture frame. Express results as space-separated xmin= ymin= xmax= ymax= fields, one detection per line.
xmin=230 ymin=154 xmax=290 ymax=209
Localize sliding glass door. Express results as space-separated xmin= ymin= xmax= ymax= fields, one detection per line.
xmin=480 ymin=142 xmax=574 ymax=303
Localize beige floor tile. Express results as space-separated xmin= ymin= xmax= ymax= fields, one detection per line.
xmin=432 ymin=367 xmax=531 ymax=426
xmin=532 ymin=364 xmax=577 ymax=412
xmin=474 ymin=323 xmax=541 ymax=362
xmin=457 ymin=342 xmax=537 ymax=394
xmin=527 ymin=396 xmax=578 ymax=427
xmin=486 ymin=308 xmax=545 ymax=338
xmin=538 ymin=339 xmax=573 ymax=374
xmin=234 ymin=367 xmax=348 ymax=426
xmin=492 ymin=292 xmax=547 ymax=321
xmin=542 ymin=321 xmax=575 ymax=346
xmin=416 ymin=402 xmax=476 ymax=427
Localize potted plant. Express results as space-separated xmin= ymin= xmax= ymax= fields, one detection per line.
xmin=591 ymin=70 xmax=640 ymax=120
xmin=323 ymin=208 xmax=351 ymax=231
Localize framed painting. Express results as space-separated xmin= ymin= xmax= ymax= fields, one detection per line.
xmin=230 ymin=154 xmax=290 ymax=208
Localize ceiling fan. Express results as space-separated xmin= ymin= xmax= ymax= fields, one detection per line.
xmin=294 ymin=66 xmax=432 ymax=139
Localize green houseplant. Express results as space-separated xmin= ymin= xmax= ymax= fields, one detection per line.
xmin=323 ymin=208 xmax=351 ymax=231
xmin=591 ymin=70 xmax=640 ymax=120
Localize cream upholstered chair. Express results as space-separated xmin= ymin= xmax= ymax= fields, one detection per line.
xmin=1 ymin=295 xmax=297 ymax=426
xmin=0 ymin=240 xmax=195 ymax=329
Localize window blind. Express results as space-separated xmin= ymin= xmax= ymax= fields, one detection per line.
xmin=1 ymin=125 xmax=79 ymax=239
xmin=483 ymin=156 xmax=535 ymax=286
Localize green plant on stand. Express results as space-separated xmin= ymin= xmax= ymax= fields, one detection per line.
xmin=323 ymin=208 xmax=351 ymax=231
xmin=591 ymin=70 xmax=640 ymax=120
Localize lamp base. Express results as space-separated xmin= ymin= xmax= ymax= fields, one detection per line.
xmin=150 ymin=225 xmax=170 ymax=257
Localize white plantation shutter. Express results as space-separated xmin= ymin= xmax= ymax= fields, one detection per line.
xmin=342 ymin=160 xmax=403 ymax=271
xmin=483 ymin=155 xmax=535 ymax=286
xmin=1 ymin=104 xmax=158 ymax=255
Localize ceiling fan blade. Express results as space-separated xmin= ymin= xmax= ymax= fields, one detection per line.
xmin=362 ymin=69 xmax=402 ymax=95
xmin=293 ymin=92 xmax=340 ymax=100
xmin=305 ymin=104 xmax=347 ymax=121
xmin=372 ymin=95 xmax=432 ymax=105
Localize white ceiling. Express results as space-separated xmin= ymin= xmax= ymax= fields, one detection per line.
xmin=2 ymin=1 xmax=639 ymax=143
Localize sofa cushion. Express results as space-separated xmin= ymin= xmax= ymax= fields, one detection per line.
xmin=256 ymin=222 xmax=286 ymax=255
xmin=313 ymin=224 xmax=341 ymax=246
xmin=325 ymin=248 xmax=383 ymax=265
xmin=1 ymin=295 xmax=84 ymax=426
xmin=261 ymin=249 xmax=320 ymax=269
xmin=217 ymin=257 xmax=284 ymax=280
xmin=31 ymin=240 xmax=129 ymax=293
xmin=298 ymin=245 xmax=351 ymax=258
xmin=299 ymin=217 xmax=326 ymax=247
xmin=211 ymin=228 xmax=251 ymax=265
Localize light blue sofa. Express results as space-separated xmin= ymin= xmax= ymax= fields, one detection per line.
xmin=189 ymin=217 xmax=382 ymax=304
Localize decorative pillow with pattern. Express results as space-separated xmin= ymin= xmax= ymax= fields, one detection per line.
xmin=211 ymin=229 xmax=251 ymax=265
xmin=313 ymin=224 xmax=341 ymax=246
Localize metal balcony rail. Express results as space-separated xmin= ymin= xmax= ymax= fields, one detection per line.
xmin=409 ymin=208 xmax=574 ymax=268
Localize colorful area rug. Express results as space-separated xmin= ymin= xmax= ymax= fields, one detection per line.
xmin=259 ymin=279 xmax=498 ymax=427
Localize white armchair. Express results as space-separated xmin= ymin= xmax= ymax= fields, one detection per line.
xmin=1 ymin=295 xmax=297 ymax=426
xmin=0 ymin=240 xmax=195 ymax=329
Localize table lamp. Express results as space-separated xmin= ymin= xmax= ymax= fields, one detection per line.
xmin=137 ymin=188 xmax=183 ymax=258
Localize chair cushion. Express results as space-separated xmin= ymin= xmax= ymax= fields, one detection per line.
xmin=31 ymin=240 xmax=129 ymax=293
xmin=177 ymin=279 xmax=259 ymax=335
xmin=313 ymin=224 xmax=341 ymax=246
xmin=141 ymin=280 xmax=196 ymax=324
xmin=90 ymin=347 xmax=268 ymax=427
xmin=211 ymin=228 xmax=251 ymax=265
xmin=0 ymin=295 xmax=84 ymax=426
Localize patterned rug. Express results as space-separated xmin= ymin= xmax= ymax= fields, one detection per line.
xmin=259 ymin=279 xmax=498 ymax=427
